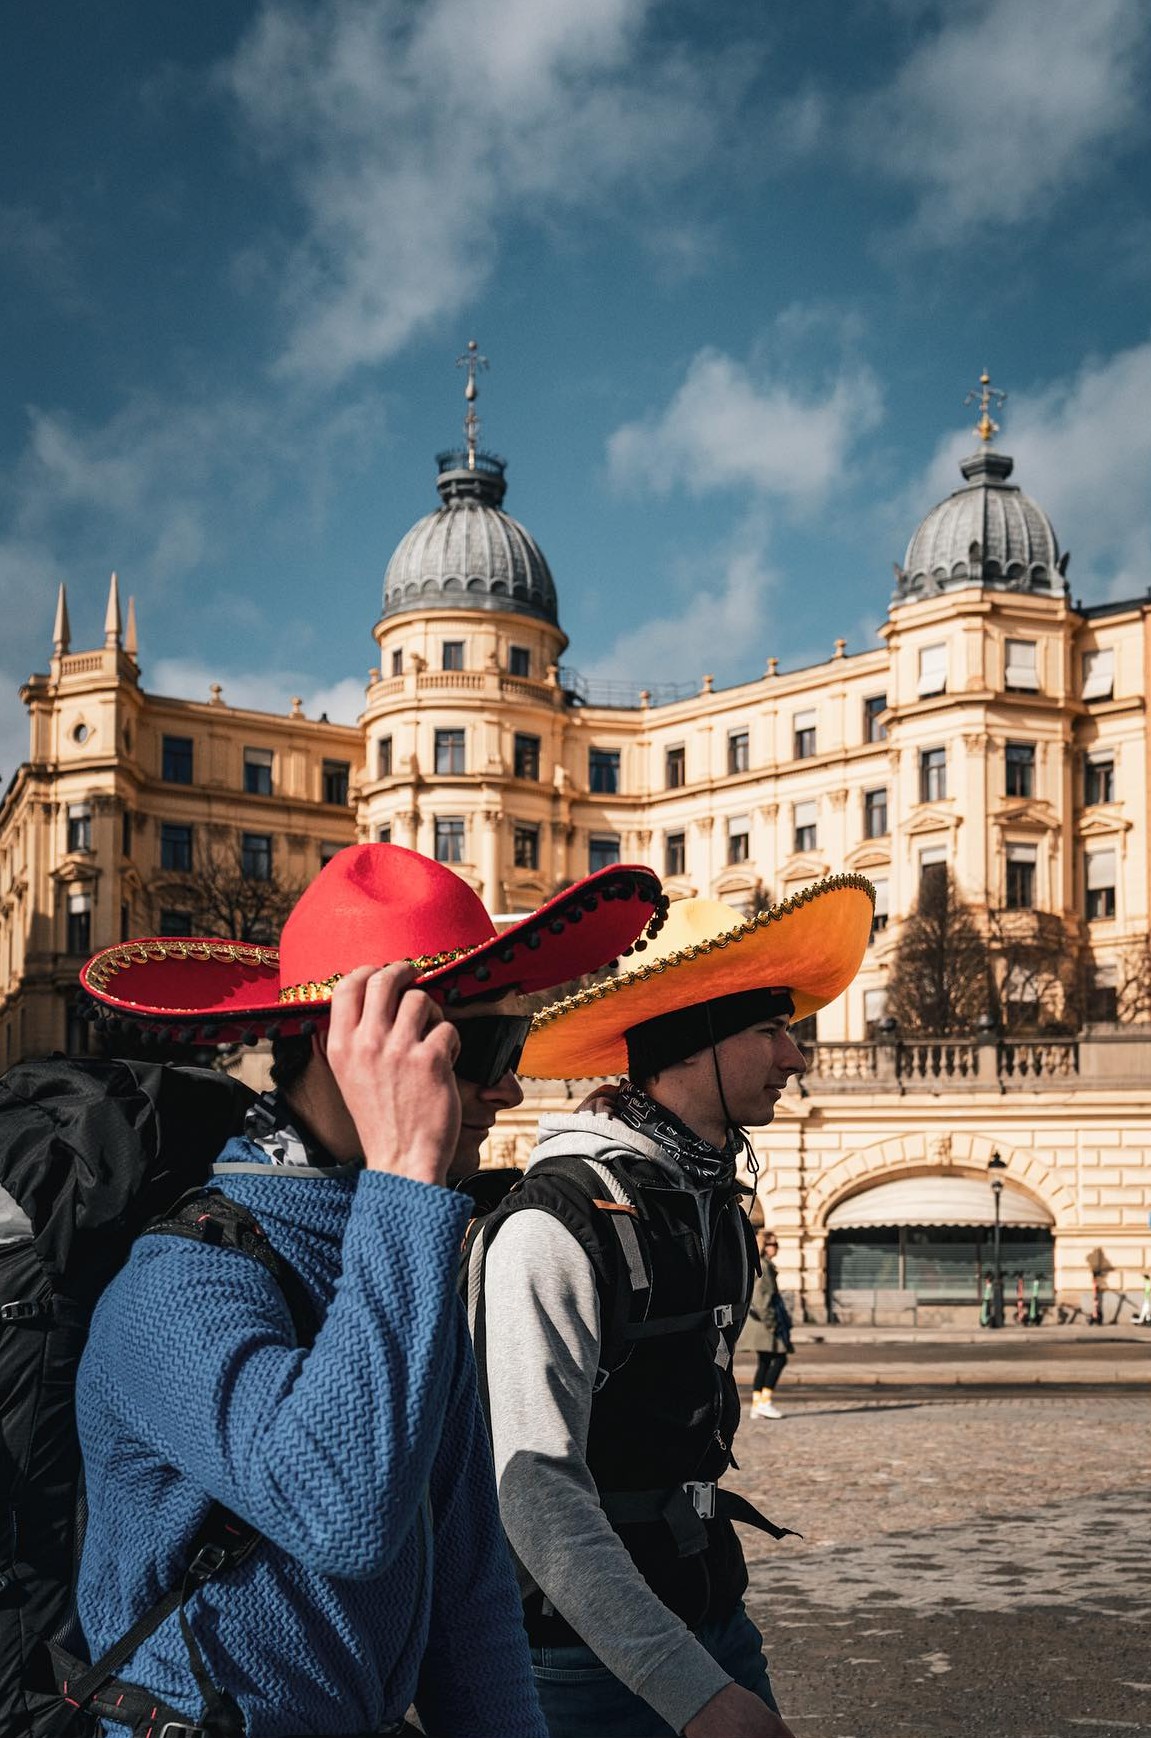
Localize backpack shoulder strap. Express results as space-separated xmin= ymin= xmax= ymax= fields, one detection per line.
xmin=463 ymin=1148 xmax=652 ymax=1395
xmin=142 ymin=1189 xmax=319 ymax=1349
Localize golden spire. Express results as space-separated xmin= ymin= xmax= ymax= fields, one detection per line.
xmin=456 ymin=338 xmax=488 ymax=471
xmin=964 ymin=368 xmax=1007 ymax=444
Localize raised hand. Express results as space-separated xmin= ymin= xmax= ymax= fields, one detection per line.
xmin=325 ymin=963 xmax=461 ymax=1188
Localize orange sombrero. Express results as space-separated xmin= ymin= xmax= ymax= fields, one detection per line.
xmin=520 ymin=874 xmax=874 ymax=1079
xmin=81 ymin=843 xmax=666 ymax=1045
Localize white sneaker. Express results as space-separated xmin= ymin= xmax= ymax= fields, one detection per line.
xmin=752 ymin=1399 xmax=783 ymax=1419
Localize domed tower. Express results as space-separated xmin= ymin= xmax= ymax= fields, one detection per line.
xmin=360 ymin=345 xmax=571 ymax=911
xmin=895 ymin=373 xmax=1070 ymax=601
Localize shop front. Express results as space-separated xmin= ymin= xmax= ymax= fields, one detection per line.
xmin=825 ymin=1174 xmax=1055 ymax=1324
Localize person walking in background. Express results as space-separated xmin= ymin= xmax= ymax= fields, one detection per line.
xmin=1136 ymin=1273 xmax=1151 ymax=1325
xmin=745 ymin=1231 xmax=794 ymax=1420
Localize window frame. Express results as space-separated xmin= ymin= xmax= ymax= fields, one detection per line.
xmin=665 ymin=744 xmax=686 ymax=789
xmin=434 ymin=817 xmax=466 ymax=864
xmin=322 ymin=759 xmax=351 ymax=806
xmin=162 ymin=735 xmax=194 ymax=785
xmin=513 ymin=823 xmax=540 ymax=871
xmin=589 ymin=747 xmax=621 ymax=794
xmin=160 ymin=822 xmax=193 ymax=874
xmin=442 ymin=640 xmax=465 ymax=672
xmin=863 ymin=694 xmax=888 ymax=743
xmin=727 ymin=731 xmax=750 ymax=775
xmin=513 ymin=732 xmax=541 ymax=782
xmin=243 ymin=746 xmax=274 ymax=798
xmin=1005 ymin=742 xmax=1035 ymax=800
xmin=508 ymin=645 xmax=531 ymax=678
xmin=919 ymin=746 xmax=947 ymax=803
xmin=434 ymin=730 xmax=466 ymax=776
xmin=241 ymin=832 xmax=273 ymax=882
xmin=863 ymin=787 xmax=888 ymax=839
xmin=793 ymin=799 xmax=817 ymax=855
xmin=589 ymin=833 xmax=621 ymax=873
xmin=665 ymin=829 xmax=686 ymax=878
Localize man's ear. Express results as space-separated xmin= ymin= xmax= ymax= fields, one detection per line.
xmin=313 ymin=1027 xmax=329 ymax=1061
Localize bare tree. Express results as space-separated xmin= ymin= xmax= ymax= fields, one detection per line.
xmin=985 ymin=907 xmax=1087 ymax=1035
xmin=1114 ymin=937 xmax=1151 ymax=1023
xmin=885 ymin=868 xmax=993 ymax=1036
xmin=154 ymin=831 xmax=305 ymax=943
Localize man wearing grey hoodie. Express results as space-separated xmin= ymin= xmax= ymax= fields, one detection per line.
xmin=466 ymin=988 xmax=807 ymax=1738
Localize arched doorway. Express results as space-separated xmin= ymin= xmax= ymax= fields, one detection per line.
xmin=825 ymin=1173 xmax=1055 ymax=1320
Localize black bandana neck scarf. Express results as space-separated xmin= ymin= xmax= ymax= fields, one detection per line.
xmin=613 ymin=1080 xmax=738 ymax=1192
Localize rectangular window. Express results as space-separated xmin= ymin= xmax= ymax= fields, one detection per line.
xmin=665 ymin=830 xmax=686 ymax=877
xmin=434 ymin=730 xmax=466 ymax=776
xmin=863 ymin=787 xmax=888 ymax=838
xmin=320 ymin=842 xmax=345 ymax=867
xmin=121 ymin=810 xmax=132 ymax=858
xmin=863 ymin=987 xmax=887 ymax=1039
xmin=376 ymin=825 xmax=392 ymax=844
xmin=66 ymin=891 xmax=91 ymax=956
xmin=67 ymin=803 xmax=92 ymax=853
xmin=870 ymin=877 xmax=889 ymax=941
xmin=243 ymin=747 xmax=274 ymax=797
xmin=793 ymin=709 xmax=816 ymax=760
xmin=919 ymin=746 xmax=947 ymax=803
xmin=162 ymin=735 xmax=194 ymax=784
xmin=727 ymin=815 xmax=750 ymax=865
xmin=1085 ymin=849 xmax=1116 ymax=920
xmin=727 ymin=731 xmax=749 ymax=775
xmin=241 ymin=832 xmax=272 ymax=881
xmin=158 ymin=908 xmax=193 ymax=937
xmin=665 ymin=745 xmax=686 ymax=789
xmin=391 ymin=648 xmax=403 ymax=677
xmin=378 ymin=735 xmax=393 ymax=778
xmin=322 ymin=760 xmax=350 ymax=805
xmin=1085 ymin=755 xmax=1114 ymax=806
xmin=1005 ymin=742 xmax=1035 ymax=799
xmin=509 ymin=645 xmax=531 ymax=678
xmin=1087 ymin=963 xmax=1118 ymax=1023
xmin=514 ymin=733 xmax=541 ymax=781
xmin=1082 ymin=648 xmax=1114 ymax=701
xmin=160 ymin=823 xmax=193 ymax=873
xmin=442 ymin=640 xmax=464 ymax=671
xmin=917 ymin=643 xmax=947 ymax=698
xmin=589 ymin=748 xmax=620 ymax=793
xmin=513 ymin=824 xmax=540 ymax=870
xmin=864 ymin=694 xmax=888 ymax=743
xmin=793 ymin=800 xmax=817 ymax=854
xmin=919 ymin=845 xmax=947 ymax=894
xmin=1005 ymin=842 xmax=1037 ymax=910
xmin=589 ymin=834 xmax=621 ymax=873
xmin=435 ymin=818 xmax=465 ymax=864
xmin=1005 ymin=638 xmax=1039 ymax=691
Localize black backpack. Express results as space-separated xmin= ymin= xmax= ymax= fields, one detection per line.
xmin=0 ymin=1055 xmax=313 ymax=1738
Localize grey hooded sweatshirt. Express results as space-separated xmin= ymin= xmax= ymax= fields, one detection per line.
xmin=478 ymin=1107 xmax=734 ymax=1735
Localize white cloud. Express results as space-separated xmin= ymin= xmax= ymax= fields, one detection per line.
xmin=585 ymin=509 xmax=778 ymax=691
xmin=854 ymin=0 xmax=1148 ymax=241
xmin=151 ymin=660 xmax=366 ymax=726
xmin=220 ymin=0 xmax=746 ymax=380
xmin=902 ymin=337 xmax=1151 ymax=599
xmin=607 ymin=348 xmax=881 ymax=506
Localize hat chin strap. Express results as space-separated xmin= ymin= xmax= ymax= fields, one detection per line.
xmin=703 ymin=1004 xmax=759 ymax=1189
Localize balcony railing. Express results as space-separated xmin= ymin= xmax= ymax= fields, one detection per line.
xmin=798 ymin=1032 xmax=1145 ymax=1091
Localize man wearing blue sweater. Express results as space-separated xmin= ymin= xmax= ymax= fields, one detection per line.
xmin=75 ymin=844 xmax=663 ymax=1737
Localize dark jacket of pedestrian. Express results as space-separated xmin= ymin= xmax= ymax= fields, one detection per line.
xmin=743 ymin=1258 xmax=793 ymax=1355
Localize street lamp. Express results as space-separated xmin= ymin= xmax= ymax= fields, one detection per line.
xmin=988 ymin=1151 xmax=1007 ymax=1329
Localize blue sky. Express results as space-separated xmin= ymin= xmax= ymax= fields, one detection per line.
xmin=3 ymin=0 xmax=1151 ymax=778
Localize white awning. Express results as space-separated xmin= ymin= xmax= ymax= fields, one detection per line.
xmin=826 ymin=1175 xmax=1054 ymax=1230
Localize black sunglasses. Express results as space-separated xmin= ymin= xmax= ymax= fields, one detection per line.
xmin=451 ymin=1014 xmax=532 ymax=1088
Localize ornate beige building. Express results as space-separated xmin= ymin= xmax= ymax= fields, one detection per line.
xmin=2 ymin=368 xmax=1148 ymax=1320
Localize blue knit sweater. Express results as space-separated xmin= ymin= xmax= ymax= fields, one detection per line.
xmin=75 ymin=1135 xmax=547 ymax=1738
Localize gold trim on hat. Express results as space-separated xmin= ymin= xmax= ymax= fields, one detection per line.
xmin=529 ymin=873 xmax=876 ymax=1031
xmin=85 ymin=939 xmax=279 ymax=997
xmin=276 ymin=944 xmax=477 ymax=1004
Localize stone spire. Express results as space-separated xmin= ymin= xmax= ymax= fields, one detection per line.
xmin=456 ymin=338 xmax=488 ymax=471
xmin=124 ymin=595 xmax=139 ymax=660
xmin=103 ymin=571 xmax=122 ymax=650
xmin=52 ymin=582 xmax=71 ymax=657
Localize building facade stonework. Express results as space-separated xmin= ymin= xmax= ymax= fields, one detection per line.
xmin=1 ymin=390 xmax=1148 ymax=1320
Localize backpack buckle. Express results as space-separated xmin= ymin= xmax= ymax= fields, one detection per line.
xmin=683 ymin=1481 xmax=716 ymax=1520
xmin=157 ymin=1724 xmax=209 ymax=1738
xmin=0 ymin=1300 xmax=42 ymax=1323
xmin=712 ymin=1304 xmax=735 ymax=1329
xmin=188 ymin=1541 xmax=228 ymax=1578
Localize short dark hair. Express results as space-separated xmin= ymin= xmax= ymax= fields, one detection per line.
xmin=270 ymin=1033 xmax=314 ymax=1094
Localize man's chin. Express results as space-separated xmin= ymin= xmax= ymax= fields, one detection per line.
xmin=449 ymin=1130 xmax=487 ymax=1180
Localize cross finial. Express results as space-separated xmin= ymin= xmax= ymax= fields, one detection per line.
xmin=964 ymin=368 xmax=1007 ymax=444
xmin=456 ymin=338 xmax=489 ymax=470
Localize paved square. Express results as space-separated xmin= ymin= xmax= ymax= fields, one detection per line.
xmin=735 ymin=1394 xmax=1150 ymax=1737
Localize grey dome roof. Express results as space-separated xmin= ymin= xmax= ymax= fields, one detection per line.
xmin=895 ymin=448 xmax=1069 ymax=601
xmin=382 ymin=449 xmax=559 ymax=625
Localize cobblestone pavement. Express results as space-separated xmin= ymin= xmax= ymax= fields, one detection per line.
xmin=734 ymin=1395 xmax=1150 ymax=1737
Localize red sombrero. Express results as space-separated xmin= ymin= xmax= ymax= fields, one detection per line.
xmin=81 ymin=843 xmax=666 ymax=1044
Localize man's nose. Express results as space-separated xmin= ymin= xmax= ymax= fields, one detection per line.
xmin=480 ymin=1069 xmax=525 ymax=1110
xmin=780 ymin=1035 xmax=807 ymax=1078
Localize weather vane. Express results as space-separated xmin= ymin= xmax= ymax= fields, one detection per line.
xmin=965 ymin=368 xmax=1007 ymax=444
xmin=456 ymin=338 xmax=489 ymax=470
